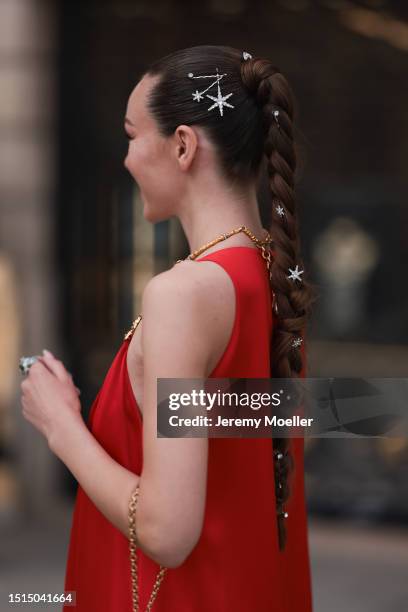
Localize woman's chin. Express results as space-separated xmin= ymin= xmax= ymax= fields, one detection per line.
xmin=143 ymin=205 xmax=156 ymax=223
xmin=143 ymin=204 xmax=169 ymax=224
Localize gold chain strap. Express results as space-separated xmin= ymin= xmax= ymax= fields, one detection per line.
xmin=128 ymin=484 xmax=168 ymax=612
xmin=124 ymin=314 xmax=143 ymax=341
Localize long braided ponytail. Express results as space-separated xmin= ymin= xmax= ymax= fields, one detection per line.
xmin=144 ymin=45 xmax=317 ymax=552
xmin=241 ymin=57 xmax=317 ymax=551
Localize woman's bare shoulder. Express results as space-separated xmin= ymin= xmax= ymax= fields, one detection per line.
xmin=141 ymin=260 xmax=235 ymax=375
xmin=144 ymin=261 xmax=235 ymax=318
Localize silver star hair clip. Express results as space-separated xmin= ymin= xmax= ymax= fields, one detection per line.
xmin=291 ymin=336 xmax=303 ymax=349
xmin=188 ymin=67 xmax=234 ymax=117
xmin=242 ymin=51 xmax=252 ymax=61
xmin=275 ymin=203 xmax=285 ymax=217
xmin=287 ymin=264 xmax=304 ymax=283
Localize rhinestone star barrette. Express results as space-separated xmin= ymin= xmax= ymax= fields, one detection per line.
xmin=287 ymin=264 xmax=304 ymax=282
xmin=291 ymin=336 xmax=303 ymax=349
xmin=275 ymin=203 xmax=285 ymax=217
xmin=188 ymin=67 xmax=234 ymax=117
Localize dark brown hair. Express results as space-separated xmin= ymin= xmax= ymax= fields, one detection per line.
xmin=143 ymin=45 xmax=317 ymax=551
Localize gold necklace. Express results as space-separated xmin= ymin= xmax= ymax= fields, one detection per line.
xmin=175 ymin=224 xmax=272 ymax=263
xmin=124 ymin=225 xmax=275 ymax=341
xmin=175 ymin=223 xmax=278 ymax=313
xmin=124 ymin=225 xmax=276 ymax=342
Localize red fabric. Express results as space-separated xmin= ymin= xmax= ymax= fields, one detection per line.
xmin=64 ymin=246 xmax=313 ymax=611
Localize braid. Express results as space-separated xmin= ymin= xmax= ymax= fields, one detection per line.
xmin=241 ymin=58 xmax=317 ymax=551
xmin=144 ymin=45 xmax=318 ymax=553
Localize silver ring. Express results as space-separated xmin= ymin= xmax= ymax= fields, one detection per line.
xmin=19 ymin=355 xmax=41 ymax=376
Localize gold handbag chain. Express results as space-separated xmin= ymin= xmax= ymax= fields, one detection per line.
xmin=129 ymin=485 xmax=167 ymax=612
xmin=128 ymin=224 xmax=273 ymax=612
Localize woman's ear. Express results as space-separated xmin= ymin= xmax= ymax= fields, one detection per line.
xmin=173 ymin=125 xmax=198 ymax=171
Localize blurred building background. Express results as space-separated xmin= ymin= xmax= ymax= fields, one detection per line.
xmin=1 ymin=0 xmax=408 ymax=610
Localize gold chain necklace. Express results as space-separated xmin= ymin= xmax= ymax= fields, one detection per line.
xmin=124 ymin=224 xmax=275 ymax=341
xmin=175 ymin=224 xmax=272 ymax=264
xmin=127 ymin=224 xmax=276 ymax=612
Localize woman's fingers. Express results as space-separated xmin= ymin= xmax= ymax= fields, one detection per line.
xmin=39 ymin=350 xmax=71 ymax=383
xmin=34 ymin=350 xmax=81 ymax=394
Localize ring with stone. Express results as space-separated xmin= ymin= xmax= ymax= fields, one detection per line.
xmin=19 ymin=355 xmax=41 ymax=376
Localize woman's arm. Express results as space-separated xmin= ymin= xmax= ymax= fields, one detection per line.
xmin=134 ymin=266 xmax=209 ymax=567
xmin=48 ymin=414 xmax=140 ymax=541
xmin=47 ymin=259 xmax=233 ymax=568
xmin=22 ymin=358 xmax=143 ymax=548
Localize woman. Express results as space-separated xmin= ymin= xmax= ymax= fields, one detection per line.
xmin=20 ymin=45 xmax=315 ymax=611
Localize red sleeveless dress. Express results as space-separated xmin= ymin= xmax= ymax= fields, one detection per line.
xmin=63 ymin=246 xmax=313 ymax=611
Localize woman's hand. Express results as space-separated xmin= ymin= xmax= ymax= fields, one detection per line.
xmin=20 ymin=349 xmax=83 ymax=448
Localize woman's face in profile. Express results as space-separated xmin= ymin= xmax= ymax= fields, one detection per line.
xmin=123 ymin=74 xmax=183 ymax=222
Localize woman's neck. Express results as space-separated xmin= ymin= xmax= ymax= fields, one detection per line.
xmin=177 ymin=187 xmax=266 ymax=253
